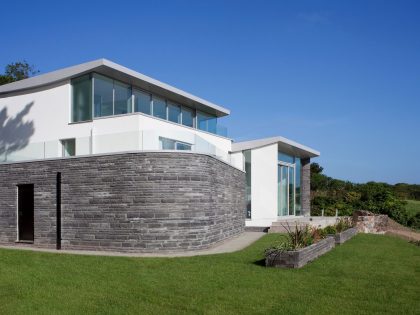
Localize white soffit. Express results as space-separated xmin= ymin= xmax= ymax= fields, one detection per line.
xmin=231 ymin=136 xmax=320 ymax=158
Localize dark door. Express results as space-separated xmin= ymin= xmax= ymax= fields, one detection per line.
xmin=18 ymin=184 xmax=34 ymax=241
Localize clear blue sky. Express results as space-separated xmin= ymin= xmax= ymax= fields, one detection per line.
xmin=1 ymin=0 xmax=419 ymax=184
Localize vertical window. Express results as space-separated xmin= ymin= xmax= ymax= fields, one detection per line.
xmin=114 ymin=81 xmax=132 ymax=115
xmin=71 ymin=75 xmax=92 ymax=122
xmin=181 ymin=106 xmax=194 ymax=128
xmin=93 ymin=74 xmax=113 ymax=117
xmin=197 ymin=111 xmax=217 ymax=133
xmin=133 ymin=89 xmax=151 ymax=114
xmin=295 ymin=158 xmax=302 ymax=216
xmin=168 ymin=102 xmax=181 ymax=123
xmin=159 ymin=137 xmax=192 ymax=151
xmin=61 ymin=139 xmax=75 ymax=157
xmin=244 ymin=150 xmax=252 ymax=219
xmin=289 ymin=167 xmax=295 ymax=215
xmin=152 ymin=96 xmax=167 ymax=119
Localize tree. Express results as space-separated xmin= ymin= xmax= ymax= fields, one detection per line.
xmin=0 ymin=61 xmax=39 ymax=85
xmin=310 ymin=163 xmax=323 ymax=175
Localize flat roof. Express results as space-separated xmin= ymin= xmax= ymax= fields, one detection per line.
xmin=231 ymin=136 xmax=320 ymax=158
xmin=0 ymin=59 xmax=230 ymax=117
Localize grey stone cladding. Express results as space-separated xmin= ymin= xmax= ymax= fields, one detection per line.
xmin=301 ymin=158 xmax=311 ymax=216
xmin=0 ymin=152 xmax=245 ymax=252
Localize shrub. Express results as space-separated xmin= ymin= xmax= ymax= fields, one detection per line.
xmin=265 ymin=224 xmax=327 ymax=254
xmin=335 ymin=217 xmax=354 ymax=233
xmin=407 ymin=213 xmax=420 ymax=230
xmin=323 ymin=225 xmax=337 ymax=235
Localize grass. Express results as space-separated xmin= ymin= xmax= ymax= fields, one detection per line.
xmin=405 ymin=199 xmax=420 ymax=218
xmin=0 ymin=234 xmax=419 ymax=315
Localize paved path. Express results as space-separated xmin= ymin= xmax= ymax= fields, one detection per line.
xmin=0 ymin=232 xmax=265 ymax=258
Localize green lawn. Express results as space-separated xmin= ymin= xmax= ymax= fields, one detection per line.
xmin=0 ymin=234 xmax=419 ymax=315
xmin=405 ymin=199 xmax=420 ymax=218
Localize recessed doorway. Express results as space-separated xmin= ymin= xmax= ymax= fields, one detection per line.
xmin=17 ymin=184 xmax=34 ymax=242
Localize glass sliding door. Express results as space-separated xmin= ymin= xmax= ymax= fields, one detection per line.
xmin=278 ymin=165 xmax=289 ymax=216
xmin=289 ymin=167 xmax=295 ymax=215
xmin=277 ymin=163 xmax=296 ymax=216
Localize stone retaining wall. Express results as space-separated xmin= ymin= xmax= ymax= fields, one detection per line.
xmin=333 ymin=227 xmax=358 ymax=244
xmin=0 ymin=152 xmax=245 ymax=252
xmin=266 ymin=236 xmax=335 ymax=268
xmin=353 ymin=212 xmax=388 ymax=234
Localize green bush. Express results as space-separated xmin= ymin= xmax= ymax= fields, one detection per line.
xmin=408 ymin=213 xmax=420 ymax=230
xmin=323 ymin=225 xmax=336 ymax=235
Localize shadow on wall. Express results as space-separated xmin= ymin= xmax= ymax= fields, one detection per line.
xmin=0 ymin=102 xmax=35 ymax=161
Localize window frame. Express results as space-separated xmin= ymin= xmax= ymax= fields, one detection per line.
xmin=159 ymin=136 xmax=192 ymax=151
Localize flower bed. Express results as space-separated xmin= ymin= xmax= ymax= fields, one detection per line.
xmin=265 ymin=217 xmax=357 ymax=268
xmin=265 ymin=236 xmax=335 ymax=268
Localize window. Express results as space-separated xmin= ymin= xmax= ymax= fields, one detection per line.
xmin=93 ymin=74 xmax=113 ymax=117
xmin=133 ymin=89 xmax=151 ymax=114
xmin=168 ymin=102 xmax=181 ymax=123
xmin=152 ymin=96 xmax=167 ymax=119
xmin=71 ymin=73 xmax=226 ymax=137
xmin=295 ymin=158 xmax=302 ymax=215
xmin=244 ymin=150 xmax=252 ymax=219
xmin=181 ymin=106 xmax=194 ymax=128
xmin=61 ymin=139 xmax=75 ymax=157
xmin=159 ymin=137 xmax=192 ymax=151
xmin=114 ymin=81 xmax=132 ymax=115
xmin=197 ymin=111 xmax=217 ymax=133
xmin=71 ymin=75 xmax=92 ymax=122
xmin=278 ymin=152 xmax=295 ymax=164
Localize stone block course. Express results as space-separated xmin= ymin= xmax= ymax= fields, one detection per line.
xmin=0 ymin=152 xmax=245 ymax=252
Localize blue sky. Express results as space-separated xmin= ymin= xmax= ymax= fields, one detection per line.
xmin=1 ymin=0 xmax=419 ymax=184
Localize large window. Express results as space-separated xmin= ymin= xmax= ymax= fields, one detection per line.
xmin=114 ymin=81 xmax=132 ymax=115
xmin=71 ymin=73 xmax=226 ymax=136
xmin=168 ymin=102 xmax=181 ymax=123
xmin=181 ymin=106 xmax=194 ymax=128
xmin=93 ymin=74 xmax=113 ymax=117
xmin=152 ymin=96 xmax=167 ymax=119
xmin=244 ymin=150 xmax=252 ymax=219
xmin=71 ymin=75 xmax=92 ymax=122
xmin=159 ymin=137 xmax=192 ymax=151
xmin=278 ymin=153 xmax=301 ymax=217
xmin=133 ymin=89 xmax=151 ymax=114
xmin=197 ymin=111 xmax=217 ymax=133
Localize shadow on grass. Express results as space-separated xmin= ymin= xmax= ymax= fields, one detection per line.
xmin=253 ymin=258 xmax=266 ymax=267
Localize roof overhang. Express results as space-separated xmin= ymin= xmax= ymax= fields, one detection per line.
xmin=0 ymin=59 xmax=230 ymax=117
xmin=231 ymin=136 xmax=320 ymax=159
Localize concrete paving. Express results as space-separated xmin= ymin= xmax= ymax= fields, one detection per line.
xmin=0 ymin=232 xmax=266 ymax=258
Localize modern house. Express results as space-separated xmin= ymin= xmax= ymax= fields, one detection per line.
xmin=0 ymin=59 xmax=319 ymax=252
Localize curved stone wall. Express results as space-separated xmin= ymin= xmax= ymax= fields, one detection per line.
xmin=0 ymin=152 xmax=245 ymax=252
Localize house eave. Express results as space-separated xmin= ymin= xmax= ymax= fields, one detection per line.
xmin=0 ymin=58 xmax=230 ymax=117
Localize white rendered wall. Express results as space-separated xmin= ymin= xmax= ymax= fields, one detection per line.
xmin=246 ymin=143 xmax=278 ymax=227
xmin=230 ymin=151 xmax=244 ymax=170
xmin=0 ymin=82 xmax=232 ymax=162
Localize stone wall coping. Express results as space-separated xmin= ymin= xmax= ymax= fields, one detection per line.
xmin=0 ymin=150 xmax=245 ymax=173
